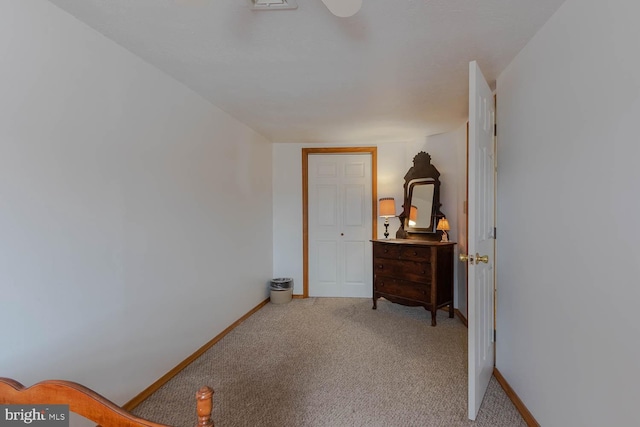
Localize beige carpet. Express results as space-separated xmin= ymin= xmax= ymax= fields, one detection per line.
xmin=133 ymin=298 xmax=526 ymax=427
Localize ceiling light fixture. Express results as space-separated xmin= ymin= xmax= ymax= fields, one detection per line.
xmin=320 ymin=0 xmax=362 ymax=18
xmin=248 ymin=0 xmax=298 ymax=11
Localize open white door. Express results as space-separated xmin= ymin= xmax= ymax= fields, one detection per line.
xmin=467 ymin=61 xmax=496 ymax=420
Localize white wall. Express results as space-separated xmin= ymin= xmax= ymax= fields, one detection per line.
xmin=496 ymin=0 xmax=640 ymax=425
xmin=272 ymin=144 xmax=306 ymax=291
xmin=0 ymin=0 xmax=272 ymax=406
xmin=273 ymin=132 xmax=466 ymax=306
xmin=413 ymin=126 xmax=467 ymax=311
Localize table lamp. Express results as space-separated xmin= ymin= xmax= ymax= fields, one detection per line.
xmin=379 ymin=197 xmax=396 ymax=239
xmin=436 ymin=217 xmax=450 ymax=242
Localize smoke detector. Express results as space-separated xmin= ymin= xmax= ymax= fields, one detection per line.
xmin=248 ymin=0 xmax=298 ymax=11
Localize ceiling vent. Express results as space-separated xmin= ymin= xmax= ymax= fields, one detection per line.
xmin=248 ymin=0 xmax=298 ymax=11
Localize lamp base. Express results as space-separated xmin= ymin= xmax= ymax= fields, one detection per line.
xmin=440 ymin=231 xmax=449 ymax=242
xmin=383 ymin=222 xmax=390 ymax=239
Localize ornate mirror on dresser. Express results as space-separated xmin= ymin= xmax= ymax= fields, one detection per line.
xmin=372 ymin=152 xmax=455 ymax=326
xmin=396 ymin=151 xmax=445 ymax=240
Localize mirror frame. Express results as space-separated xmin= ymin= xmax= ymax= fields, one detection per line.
xmin=396 ymin=152 xmax=445 ymax=241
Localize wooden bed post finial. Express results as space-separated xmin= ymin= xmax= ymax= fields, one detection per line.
xmin=195 ymin=386 xmax=214 ymax=427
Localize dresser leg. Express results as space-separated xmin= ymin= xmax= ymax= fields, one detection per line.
xmin=431 ymin=310 xmax=437 ymax=327
xmin=372 ymin=297 xmax=377 ymax=310
xmin=449 ymin=304 xmax=454 ymax=318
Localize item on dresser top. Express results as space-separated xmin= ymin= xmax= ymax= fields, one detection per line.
xmin=396 ymin=152 xmax=446 ymax=241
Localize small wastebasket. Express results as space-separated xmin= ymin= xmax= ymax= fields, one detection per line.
xmin=270 ymin=278 xmax=293 ymax=304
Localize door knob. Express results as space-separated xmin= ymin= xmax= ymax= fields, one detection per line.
xmin=475 ymin=253 xmax=489 ymax=264
xmin=459 ymin=253 xmax=474 ymax=263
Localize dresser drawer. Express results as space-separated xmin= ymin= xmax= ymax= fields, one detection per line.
xmin=398 ymin=245 xmax=433 ymax=262
xmin=373 ymin=257 xmax=432 ymax=283
xmin=373 ymin=243 xmax=401 ymax=260
xmin=374 ymin=276 xmax=431 ymax=303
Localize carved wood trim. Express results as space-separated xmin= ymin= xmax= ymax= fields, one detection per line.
xmin=0 ymin=378 xmax=213 ymax=427
xmin=397 ymin=151 xmax=444 ymax=241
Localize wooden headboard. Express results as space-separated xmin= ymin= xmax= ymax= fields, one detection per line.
xmin=0 ymin=378 xmax=213 ymax=427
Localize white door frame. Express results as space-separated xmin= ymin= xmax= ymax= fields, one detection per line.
xmin=302 ymin=147 xmax=378 ymax=298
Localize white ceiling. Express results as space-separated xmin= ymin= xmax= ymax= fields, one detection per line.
xmin=48 ymin=0 xmax=566 ymax=143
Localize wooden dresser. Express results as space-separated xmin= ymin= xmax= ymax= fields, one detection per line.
xmin=372 ymin=239 xmax=455 ymax=326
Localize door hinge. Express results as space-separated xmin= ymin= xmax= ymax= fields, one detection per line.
xmin=493 ymin=329 xmax=496 ymax=343
xmin=488 ymin=227 xmax=496 ymax=239
xmin=493 ymin=227 xmax=497 ymax=239
xmin=494 ymin=123 xmax=497 ymax=136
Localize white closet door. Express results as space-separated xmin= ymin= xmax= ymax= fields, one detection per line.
xmin=308 ymin=154 xmax=372 ymax=298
